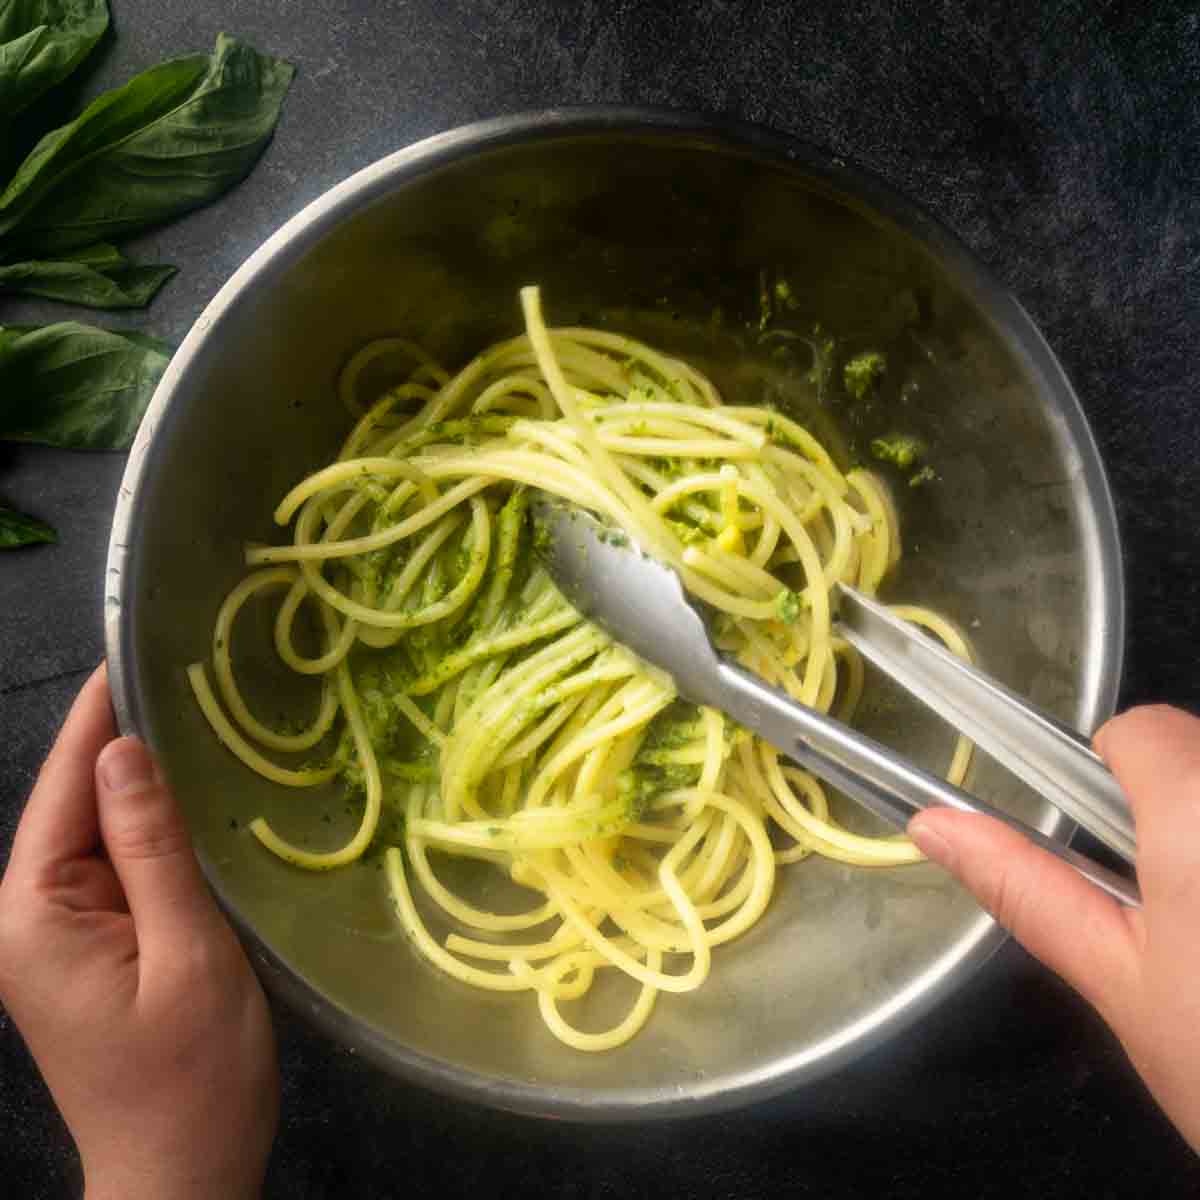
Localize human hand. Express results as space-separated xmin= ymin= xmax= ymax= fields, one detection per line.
xmin=908 ymin=704 xmax=1200 ymax=1153
xmin=0 ymin=665 xmax=278 ymax=1200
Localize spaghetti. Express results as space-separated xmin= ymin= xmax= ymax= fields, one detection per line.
xmin=189 ymin=286 xmax=972 ymax=1051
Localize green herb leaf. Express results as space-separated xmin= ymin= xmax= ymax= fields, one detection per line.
xmin=0 ymin=0 xmax=109 ymax=122
xmin=0 ymin=320 xmax=171 ymax=447
xmin=0 ymin=241 xmax=176 ymax=306
xmin=0 ymin=32 xmax=294 ymax=255
xmin=0 ymin=503 xmax=57 ymax=546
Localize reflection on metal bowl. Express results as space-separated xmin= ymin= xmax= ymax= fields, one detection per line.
xmin=105 ymin=109 xmax=1123 ymax=1120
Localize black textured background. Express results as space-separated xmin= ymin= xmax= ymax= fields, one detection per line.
xmin=3 ymin=1 xmax=1200 ymax=1196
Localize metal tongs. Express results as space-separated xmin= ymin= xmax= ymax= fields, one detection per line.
xmin=534 ymin=500 xmax=1140 ymax=909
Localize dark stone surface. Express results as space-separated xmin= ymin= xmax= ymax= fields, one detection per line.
xmin=3 ymin=0 xmax=1199 ymax=1195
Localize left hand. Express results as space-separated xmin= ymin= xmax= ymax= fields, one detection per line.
xmin=0 ymin=664 xmax=279 ymax=1200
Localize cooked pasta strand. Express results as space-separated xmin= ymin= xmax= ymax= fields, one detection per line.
xmin=190 ymin=287 xmax=973 ymax=1051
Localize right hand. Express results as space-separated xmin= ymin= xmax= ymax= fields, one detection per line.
xmin=908 ymin=704 xmax=1200 ymax=1153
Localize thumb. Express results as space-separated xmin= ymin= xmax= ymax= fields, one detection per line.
xmin=95 ymin=737 xmax=224 ymax=966
xmin=908 ymin=809 xmax=1141 ymax=1023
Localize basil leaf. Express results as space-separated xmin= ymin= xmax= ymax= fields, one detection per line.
xmin=0 ymin=32 xmax=294 ymax=255
xmin=0 ymin=321 xmax=171 ymax=448
xmin=0 ymin=504 xmax=57 ymax=547
xmin=0 ymin=241 xmax=176 ymax=306
xmin=0 ymin=0 xmax=108 ymax=122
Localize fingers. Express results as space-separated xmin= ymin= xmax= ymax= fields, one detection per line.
xmin=95 ymin=737 xmax=225 ymax=972
xmin=1094 ymin=705 xmax=1200 ymax=918
xmin=908 ymin=809 xmax=1141 ymax=1023
xmin=7 ymin=665 xmax=114 ymax=888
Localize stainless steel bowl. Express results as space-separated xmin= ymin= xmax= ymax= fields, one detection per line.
xmin=105 ymin=109 xmax=1123 ymax=1120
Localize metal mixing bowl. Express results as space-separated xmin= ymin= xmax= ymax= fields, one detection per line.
xmin=105 ymin=109 xmax=1123 ymax=1119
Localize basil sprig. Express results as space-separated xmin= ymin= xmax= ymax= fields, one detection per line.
xmin=0 ymin=9 xmax=293 ymax=547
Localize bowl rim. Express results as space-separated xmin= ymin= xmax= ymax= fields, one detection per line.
xmin=105 ymin=105 xmax=1125 ymax=1121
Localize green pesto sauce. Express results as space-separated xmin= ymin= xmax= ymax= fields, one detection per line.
xmin=843 ymin=351 xmax=887 ymax=401
xmin=775 ymin=587 xmax=804 ymax=624
xmin=870 ymin=433 xmax=925 ymax=469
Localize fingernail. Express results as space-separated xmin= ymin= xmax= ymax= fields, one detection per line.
xmin=908 ymin=818 xmax=956 ymax=869
xmin=99 ymin=740 xmax=155 ymax=794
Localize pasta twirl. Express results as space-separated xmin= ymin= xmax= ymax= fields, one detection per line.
xmin=188 ymin=286 xmax=972 ymax=1051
